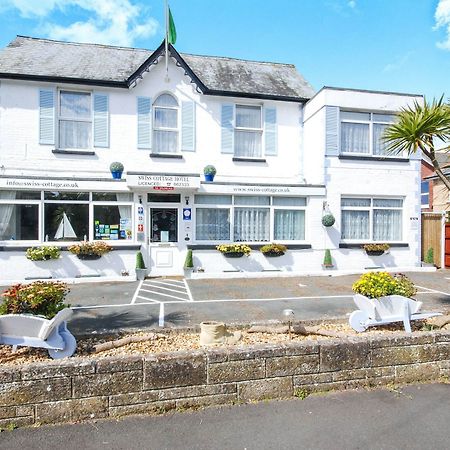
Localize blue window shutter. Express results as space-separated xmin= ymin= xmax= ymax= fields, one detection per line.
xmin=181 ymin=101 xmax=195 ymax=151
xmin=221 ymin=103 xmax=234 ymax=154
xmin=93 ymin=93 xmax=109 ymax=148
xmin=264 ymin=107 xmax=277 ymax=156
xmin=325 ymin=106 xmax=339 ymax=156
xmin=39 ymin=89 xmax=55 ymax=145
xmin=137 ymin=97 xmax=152 ymax=149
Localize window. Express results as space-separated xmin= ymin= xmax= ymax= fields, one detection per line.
xmin=151 ymin=208 xmax=178 ymax=242
xmin=341 ymin=197 xmax=403 ymax=241
xmin=340 ymin=111 xmax=396 ymax=156
xmin=59 ymin=91 xmax=92 ymax=149
xmin=153 ymin=94 xmax=179 ymax=153
xmin=235 ymin=105 xmax=263 ymax=158
xmin=0 ymin=191 xmax=133 ymax=243
xmin=421 ymin=181 xmax=430 ymax=208
xmin=194 ymin=195 xmax=306 ymax=242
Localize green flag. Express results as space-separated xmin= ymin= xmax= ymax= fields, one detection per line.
xmin=168 ymin=7 xmax=177 ymax=45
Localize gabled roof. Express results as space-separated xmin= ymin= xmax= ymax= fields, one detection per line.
xmin=0 ymin=36 xmax=315 ymax=102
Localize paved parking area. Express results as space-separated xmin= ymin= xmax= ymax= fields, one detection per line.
xmin=54 ymin=270 xmax=450 ymax=335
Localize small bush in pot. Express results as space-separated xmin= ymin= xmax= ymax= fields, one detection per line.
xmin=423 ymin=247 xmax=434 ymax=266
xmin=322 ymin=249 xmax=334 ymax=268
xmin=260 ymin=243 xmax=287 ymax=257
xmin=110 ymin=162 xmax=124 ymax=179
xmin=184 ymin=249 xmax=194 ymax=269
xmin=135 ymin=251 xmax=148 ymax=280
xmin=203 ymin=165 xmax=217 ymax=182
xmin=0 ymin=281 xmax=70 ymax=319
xmin=26 ymin=246 xmax=61 ymax=261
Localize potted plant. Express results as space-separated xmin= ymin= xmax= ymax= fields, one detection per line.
xmin=422 ymin=247 xmax=434 ymax=267
xmin=322 ymin=249 xmax=334 ymax=269
xmin=110 ymin=161 xmax=124 ymax=180
xmin=216 ymin=243 xmax=251 ymax=258
xmin=26 ymin=246 xmax=61 ymax=261
xmin=321 ymin=213 xmax=335 ymax=227
xmin=135 ymin=251 xmax=148 ymax=280
xmin=260 ymin=243 xmax=287 ymax=257
xmin=203 ymin=165 xmax=217 ymax=182
xmin=362 ymin=243 xmax=390 ymax=256
xmin=68 ymin=241 xmax=112 ymax=260
xmin=184 ymin=249 xmax=194 ymax=277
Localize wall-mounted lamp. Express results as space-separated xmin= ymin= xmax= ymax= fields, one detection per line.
xmin=138 ymin=195 xmax=143 ymax=204
xmin=185 ymin=196 xmax=190 ymax=206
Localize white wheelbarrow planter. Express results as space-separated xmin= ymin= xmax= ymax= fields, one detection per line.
xmin=0 ymin=308 xmax=76 ymax=359
xmin=349 ymin=294 xmax=442 ymax=333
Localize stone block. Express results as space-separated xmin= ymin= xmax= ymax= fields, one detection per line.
xmin=15 ymin=406 xmax=34 ymax=417
xmin=371 ymin=344 xmax=441 ymax=367
xmin=144 ymin=353 xmax=206 ymax=390
xmin=208 ymin=359 xmax=265 ymax=384
xmin=176 ymin=393 xmax=237 ymax=409
xmin=238 ymin=377 xmax=292 ymax=402
xmin=21 ymin=360 xmax=95 ymax=380
xmin=395 ymin=363 xmax=441 ymax=383
xmin=293 ymin=373 xmax=333 ymax=386
xmin=158 ymin=383 xmax=237 ymax=401
xmin=35 ymin=397 xmax=109 ymax=424
xmin=0 ymin=378 xmax=71 ymax=407
xmin=331 ymin=367 xmax=383 ymax=382
xmin=0 ymin=406 xmax=16 ymax=420
xmin=109 ymin=400 xmax=176 ymax=418
xmin=320 ymin=341 xmax=370 ymax=372
xmin=96 ymin=356 xmax=143 ymax=373
xmin=438 ymin=343 xmax=450 ymax=360
xmin=371 ymin=333 xmax=434 ymax=348
xmin=284 ymin=342 xmax=320 ymax=356
xmin=0 ymin=368 xmax=15 ymax=383
xmin=0 ymin=416 xmax=34 ymax=428
xmin=206 ymin=349 xmax=228 ymax=363
xmin=73 ymin=371 xmax=143 ymax=398
xmin=434 ymin=332 xmax=450 ymax=343
xmin=109 ymin=391 xmax=160 ymax=407
xmin=266 ymin=355 xmax=319 ymax=377
xmin=227 ymin=344 xmax=286 ymax=361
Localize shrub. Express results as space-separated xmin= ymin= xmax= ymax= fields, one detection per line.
xmin=68 ymin=241 xmax=112 ymax=256
xmin=352 ymin=272 xmax=417 ymax=299
xmin=110 ymin=161 xmax=124 ymax=172
xmin=0 ymin=281 xmax=69 ymax=319
xmin=184 ymin=249 xmax=194 ymax=269
xmin=260 ymin=243 xmax=287 ymax=256
xmin=136 ymin=251 xmax=146 ymax=269
xmin=321 ymin=213 xmax=336 ymax=227
xmin=323 ymin=249 xmax=333 ymax=266
xmin=424 ymin=248 xmax=434 ymax=264
xmin=26 ymin=246 xmax=60 ymax=261
xmin=216 ymin=243 xmax=251 ymax=256
xmin=203 ymin=165 xmax=217 ymax=175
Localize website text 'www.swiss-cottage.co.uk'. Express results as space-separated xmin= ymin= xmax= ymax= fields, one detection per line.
xmin=6 ymin=180 xmax=79 ymax=189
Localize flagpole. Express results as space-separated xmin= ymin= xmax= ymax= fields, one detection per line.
xmin=165 ymin=0 xmax=169 ymax=81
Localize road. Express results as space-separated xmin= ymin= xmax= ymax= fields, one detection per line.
xmin=2 ymin=383 xmax=449 ymax=450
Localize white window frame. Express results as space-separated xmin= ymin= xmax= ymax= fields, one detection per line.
xmin=152 ymin=93 xmax=180 ymax=154
xmin=234 ymin=104 xmax=264 ymax=159
xmin=340 ymin=111 xmax=399 ymax=157
xmin=193 ymin=195 xmax=308 ymax=244
xmin=340 ymin=196 xmax=404 ymax=243
xmin=57 ymin=89 xmax=93 ymax=151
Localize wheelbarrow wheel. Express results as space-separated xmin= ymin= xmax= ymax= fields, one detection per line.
xmin=48 ymin=331 xmax=77 ymax=359
xmin=349 ymin=310 xmax=369 ymax=332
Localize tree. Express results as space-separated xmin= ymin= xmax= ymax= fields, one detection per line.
xmin=383 ymin=97 xmax=450 ymax=191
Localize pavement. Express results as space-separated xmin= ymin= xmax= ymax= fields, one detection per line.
xmin=1 ymin=270 xmax=449 ymax=335
xmin=2 ymin=383 xmax=449 ymax=449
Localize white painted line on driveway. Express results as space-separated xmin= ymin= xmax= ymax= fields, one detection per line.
xmin=139 ymin=288 xmax=190 ymax=301
xmin=136 ymin=296 xmax=160 ymax=304
xmin=414 ymin=285 xmax=450 ymax=297
xmin=159 ymin=302 xmax=165 ymax=327
xmin=184 ymin=279 xmax=194 ymax=302
xmin=142 ymin=283 xmax=187 ymax=295
xmin=151 ymin=279 xmax=184 ymax=287
xmin=130 ymin=280 xmax=143 ymax=304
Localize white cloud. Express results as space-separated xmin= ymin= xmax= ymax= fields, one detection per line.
xmin=435 ymin=0 xmax=450 ymax=50
xmin=347 ymin=1 xmax=356 ymax=9
xmin=383 ymin=51 xmax=413 ymax=73
xmin=1 ymin=0 xmax=159 ymax=46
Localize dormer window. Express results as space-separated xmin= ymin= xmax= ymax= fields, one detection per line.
xmin=153 ymin=94 xmax=179 ymax=153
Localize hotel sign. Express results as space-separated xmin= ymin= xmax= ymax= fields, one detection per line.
xmin=127 ymin=174 xmax=200 ymax=189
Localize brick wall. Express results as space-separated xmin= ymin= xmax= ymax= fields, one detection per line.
xmin=1 ymin=331 xmax=449 ymax=427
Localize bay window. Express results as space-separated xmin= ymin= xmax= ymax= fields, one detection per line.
xmin=341 ymin=197 xmax=403 ymax=241
xmin=59 ymin=91 xmax=92 ymax=149
xmin=340 ymin=111 xmax=396 ymax=156
xmin=235 ymin=105 xmax=263 ymax=158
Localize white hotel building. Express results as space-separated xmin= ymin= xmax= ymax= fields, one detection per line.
xmin=0 ymin=36 xmax=422 ymax=282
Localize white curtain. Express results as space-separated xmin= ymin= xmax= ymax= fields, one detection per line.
xmin=59 ymin=120 xmax=91 ymax=149
xmin=153 ymin=130 xmax=178 ymax=153
xmin=373 ymin=210 xmax=402 ymax=241
xmin=341 ymin=122 xmax=369 ymax=153
xmin=59 ymin=91 xmax=91 ymax=149
xmin=274 ymin=210 xmax=305 ymax=240
xmin=235 ymin=130 xmax=262 ymax=157
xmin=341 ymin=210 xmax=370 ymax=239
xmin=234 ymin=208 xmax=269 ymax=242
xmin=115 ymin=194 xmax=132 ymax=220
xmin=196 ymin=209 xmax=230 ymax=240
xmin=373 ymin=124 xmax=389 ymax=155
xmin=0 ymin=191 xmax=15 ymax=240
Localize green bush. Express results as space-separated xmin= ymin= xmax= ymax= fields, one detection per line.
xmin=323 ymin=249 xmax=333 ymax=266
xmin=203 ymin=165 xmax=217 ymax=175
xmin=352 ymin=272 xmax=417 ymax=299
xmin=0 ymin=281 xmax=70 ymax=319
xmin=26 ymin=246 xmax=60 ymax=261
xmin=424 ymin=248 xmax=434 ymax=264
xmin=184 ymin=249 xmax=194 ymax=269
xmin=321 ymin=214 xmax=335 ymax=227
xmin=136 ymin=251 xmax=146 ymax=269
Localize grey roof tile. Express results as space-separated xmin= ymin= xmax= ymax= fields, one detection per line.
xmin=0 ymin=36 xmax=315 ymax=100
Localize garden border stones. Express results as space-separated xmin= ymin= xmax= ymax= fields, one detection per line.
xmin=0 ymin=330 xmax=449 ymax=427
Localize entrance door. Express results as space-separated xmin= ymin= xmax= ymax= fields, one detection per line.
xmin=148 ymin=206 xmax=182 ymax=276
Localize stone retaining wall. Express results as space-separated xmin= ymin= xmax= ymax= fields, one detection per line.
xmin=1 ymin=331 xmax=449 ymax=427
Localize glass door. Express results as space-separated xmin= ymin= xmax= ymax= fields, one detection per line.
xmin=150 ymin=208 xmax=178 ymax=243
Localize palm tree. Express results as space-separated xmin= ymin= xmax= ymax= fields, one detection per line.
xmin=383 ymin=97 xmax=450 ymax=191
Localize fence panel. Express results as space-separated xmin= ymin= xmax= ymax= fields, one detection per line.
xmin=421 ymin=213 xmax=443 ymax=267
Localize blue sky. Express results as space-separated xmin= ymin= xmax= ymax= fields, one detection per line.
xmin=0 ymin=0 xmax=449 ymax=98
